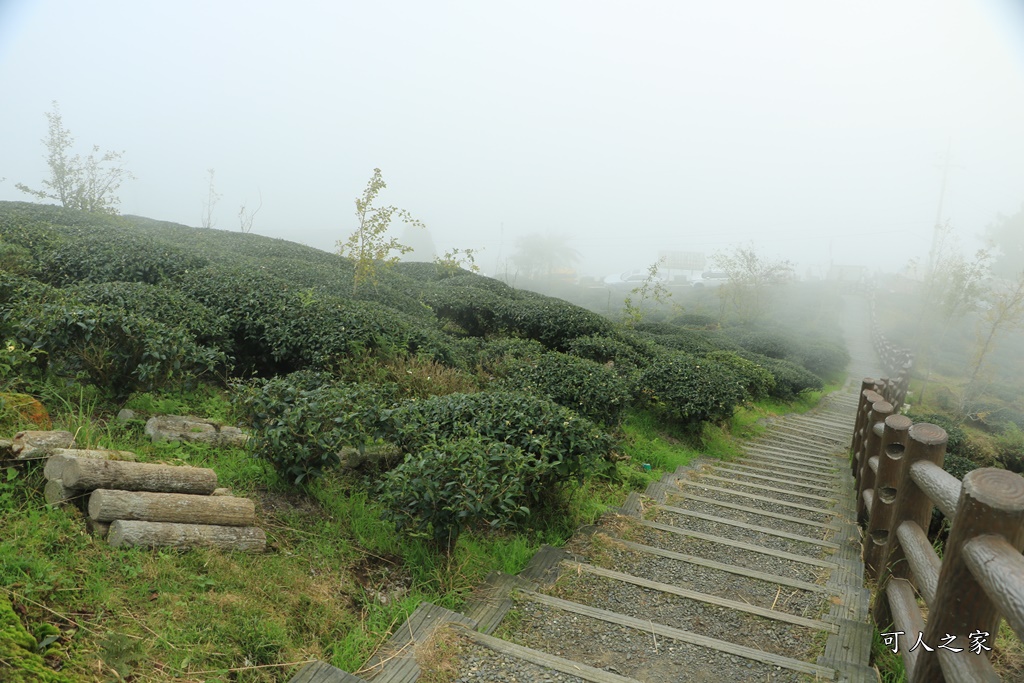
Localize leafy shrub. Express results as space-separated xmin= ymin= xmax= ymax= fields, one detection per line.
xmin=499 ymin=351 xmax=632 ymax=426
xmin=748 ymin=354 xmax=823 ymax=400
xmin=792 ymin=340 xmax=850 ymax=380
xmin=493 ymin=291 xmax=613 ymax=350
xmin=704 ymin=351 xmax=776 ymax=401
xmin=670 ymin=312 xmax=720 ymax=329
xmin=68 ymin=281 xmax=230 ymax=349
xmin=636 ymin=353 xmax=746 ymax=430
xmin=382 ymin=391 xmax=614 ymax=486
xmin=234 ymin=373 xmax=398 ymax=484
xmin=639 ymin=326 xmax=740 ymax=356
xmin=423 ymin=286 xmax=502 ymax=337
xmin=10 ymin=301 xmax=223 ymax=396
xmin=472 ymin=338 xmax=547 ymax=378
xmin=565 ymin=334 xmax=648 ymax=370
xmin=378 ymin=436 xmax=543 ymax=547
xmin=735 ymin=330 xmax=789 ymax=359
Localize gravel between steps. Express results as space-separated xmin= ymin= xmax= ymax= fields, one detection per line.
xmin=445 ymin=638 xmax=588 ymax=683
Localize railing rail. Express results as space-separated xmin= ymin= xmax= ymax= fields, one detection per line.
xmin=851 ymin=384 xmax=1024 ymax=683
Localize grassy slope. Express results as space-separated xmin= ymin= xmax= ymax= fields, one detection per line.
xmin=0 ymin=202 xmax=849 ymax=681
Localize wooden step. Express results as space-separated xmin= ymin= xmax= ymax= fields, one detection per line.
xmin=662 ymin=492 xmax=840 ymax=530
xmin=360 ymin=603 xmax=477 ymax=682
xmin=518 ymin=590 xmax=838 ymax=679
xmin=693 ymin=473 xmax=838 ymax=503
xmin=451 ymin=624 xmax=644 ymax=683
xmin=290 ymin=661 xmax=366 ymax=683
xmin=657 ymin=504 xmax=840 ymax=549
xmin=633 ymin=518 xmax=840 ymax=569
xmin=562 ymin=560 xmax=838 ymax=632
xmin=677 ymin=480 xmax=840 ymax=517
xmin=711 ymin=461 xmax=836 ymax=487
xmin=604 ymin=535 xmax=836 ymax=594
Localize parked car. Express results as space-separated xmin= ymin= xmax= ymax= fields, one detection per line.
xmin=602 ymin=269 xmax=670 ymax=286
xmin=690 ymin=271 xmax=729 ymax=288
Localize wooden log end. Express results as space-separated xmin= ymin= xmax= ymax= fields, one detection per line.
xmin=908 ymin=423 xmax=948 ymax=446
xmin=962 ymin=468 xmax=1024 ymax=514
xmin=43 ymin=478 xmax=86 ymax=507
xmin=86 ymin=518 xmax=111 ymax=539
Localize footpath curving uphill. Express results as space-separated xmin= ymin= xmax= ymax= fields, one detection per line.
xmin=293 ymin=297 xmax=883 ymax=682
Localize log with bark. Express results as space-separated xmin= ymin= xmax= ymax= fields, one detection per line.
xmin=88 ymin=489 xmax=255 ymax=526
xmin=60 ymin=457 xmax=217 ymax=495
xmin=107 ymin=520 xmax=266 ymax=552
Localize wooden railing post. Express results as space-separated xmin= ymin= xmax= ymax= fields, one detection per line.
xmin=863 ymin=414 xmax=913 ymax=579
xmin=872 ymin=423 xmax=947 ymax=631
xmin=850 ymin=379 xmax=877 ymax=455
xmin=852 ymin=388 xmax=883 ymax=477
xmin=913 ymin=468 xmax=1024 ymax=682
xmin=857 ymin=399 xmax=894 ymax=524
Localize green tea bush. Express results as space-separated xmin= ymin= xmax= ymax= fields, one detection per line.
xmin=69 ymin=281 xmax=231 ymax=349
xmin=493 ymin=291 xmax=613 ymax=350
xmin=704 ymin=350 xmax=775 ymax=401
xmin=636 ymin=353 xmax=745 ymax=430
xmin=735 ymin=330 xmax=789 ymax=359
xmin=378 ymin=436 xmax=543 ymax=547
xmin=472 ymin=338 xmax=547 ymax=378
xmin=791 ymin=339 xmax=850 ymax=380
xmin=11 ymin=301 xmax=223 ymax=396
xmin=423 ymin=286 xmax=502 ymax=337
xmin=499 ymin=351 xmax=632 ymax=426
xmin=234 ymin=373 xmax=398 ymax=484
xmin=639 ymin=325 xmax=740 ymax=356
xmin=382 ymin=391 xmax=614 ymax=485
xmin=747 ymin=354 xmax=823 ymax=400
xmin=565 ymin=334 xmax=648 ymax=369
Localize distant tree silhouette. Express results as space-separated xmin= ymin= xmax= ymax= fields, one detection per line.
xmin=509 ymin=233 xmax=580 ymax=281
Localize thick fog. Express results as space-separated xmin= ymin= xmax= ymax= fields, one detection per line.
xmin=2 ymin=0 xmax=1023 ymax=279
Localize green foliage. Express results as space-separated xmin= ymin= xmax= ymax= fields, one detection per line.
xmin=10 ymin=300 xmax=223 ymax=397
xmin=1 ymin=593 xmax=74 ymax=682
xmin=378 ymin=436 xmax=541 ymax=547
xmin=471 ymin=338 xmax=547 ymax=379
xmin=636 ymin=353 xmax=746 ymax=430
xmin=16 ymin=101 xmax=134 ymax=215
xmin=705 ymin=350 xmax=776 ymax=400
xmin=434 ymin=247 xmax=482 ymax=274
xmin=746 ymin=354 xmax=824 ymax=400
xmin=234 ymin=372 xmax=398 ymax=484
xmin=383 ymin=391 xmax=614 ymax=486
xmin=493 ymin=290 xmax=613 ymax=350
xmin=622 ymin=259 xmax=676 ymax=327
xmin=564 ymin=333 xmax=650 ymax=371
xmin=499 ymin=351 xmax=632 ymax=426
xmin=338 ymin=168 xmax=423 ymax=294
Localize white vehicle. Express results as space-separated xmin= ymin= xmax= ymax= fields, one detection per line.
xmin=690 ymin=271 xmax=729 ymax=288
xmin=602 ymin=269 xmax=670 ymax=286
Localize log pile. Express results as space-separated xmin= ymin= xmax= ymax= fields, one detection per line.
xmin=41 ymin=448 xmax=265 ymax=553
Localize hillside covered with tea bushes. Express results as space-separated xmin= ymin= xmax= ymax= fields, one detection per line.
xmin=0 ymin=201 xmax=849 ymax=544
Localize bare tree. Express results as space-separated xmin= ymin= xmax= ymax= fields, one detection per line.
xmin=712 ymin=244 xmax=793 ymax=323
xmin=238 ymin=190 xmax=263 ymax=233
xmin=200 ymin=168 xmax=221 ymax=228
xmin=16 ymin=101 xmax=134 ymax=215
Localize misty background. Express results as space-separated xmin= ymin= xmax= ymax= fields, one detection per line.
xmin=2 ymin=0 xmax=1024 ymax=279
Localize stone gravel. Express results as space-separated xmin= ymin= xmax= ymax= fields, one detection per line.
xmin=446 ymin=638 xmax=589 ymax=683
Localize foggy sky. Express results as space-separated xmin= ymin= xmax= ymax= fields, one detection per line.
xmin=2 ymin=0 xmax=1023 ymax=279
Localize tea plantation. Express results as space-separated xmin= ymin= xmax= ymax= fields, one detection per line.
xmin=0 ymin=201 xmax=851 ymax=679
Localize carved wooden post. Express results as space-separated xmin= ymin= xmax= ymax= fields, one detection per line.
xmin=857 ymin=399 xmax=893 ymax=525
xmin=851 ymin=380 xmax=877 ymax=455
xmin=913 ymin=468 xmax=1024 ymax=682
xmin=873 ymin=423 xmax=947 ymax=631
xmin=863 ymin=414 xmax=913 ymax=579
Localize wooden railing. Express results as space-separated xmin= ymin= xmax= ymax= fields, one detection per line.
xmin=852 ymin=386 xmax=1024 ymax=682
xmin=869 ymin=296 xmax=913 ymax=411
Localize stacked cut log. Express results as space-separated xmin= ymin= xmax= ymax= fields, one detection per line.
xmin=42 ymin=450 xmax=265 ymax=553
